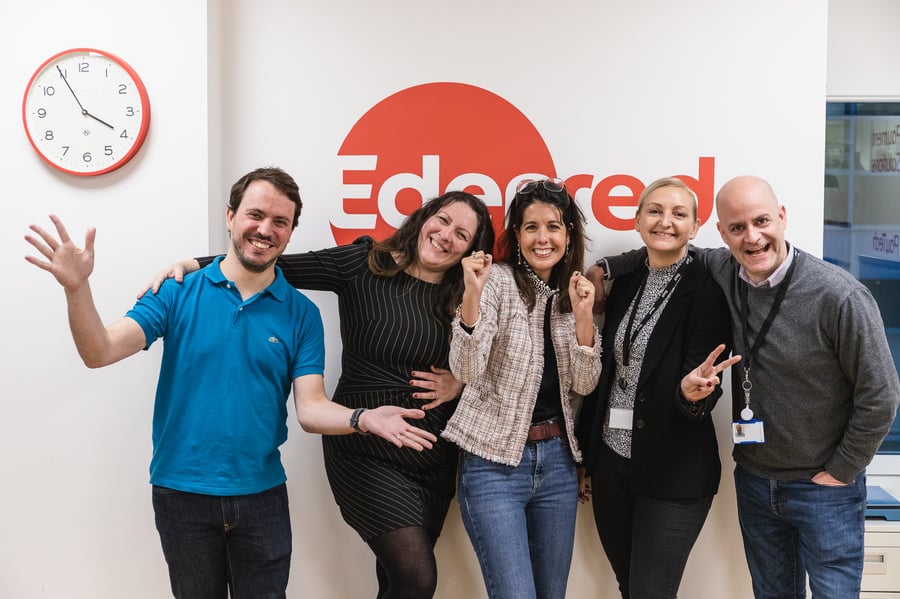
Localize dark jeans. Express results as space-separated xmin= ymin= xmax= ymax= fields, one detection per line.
xmin=734 ymin=464 xmax=866 ymax=599
xmin=152 ymin=483 xmax=292 ymax=599
xmin=590 ymin=444 xmax=713 ymax=599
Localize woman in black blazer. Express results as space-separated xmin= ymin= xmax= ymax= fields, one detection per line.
xmin=577 ymin=177 xmax=735 ymax=599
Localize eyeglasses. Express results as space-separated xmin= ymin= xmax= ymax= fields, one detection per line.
xmin=516 ymin=177 xmax=567 ymax=196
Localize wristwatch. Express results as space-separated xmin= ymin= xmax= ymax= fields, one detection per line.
xmin=349 ymin=407 xmax=369 ymax=434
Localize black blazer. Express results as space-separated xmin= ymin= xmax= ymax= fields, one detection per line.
xmin=577 ymin=250 xmax=733 ymax=498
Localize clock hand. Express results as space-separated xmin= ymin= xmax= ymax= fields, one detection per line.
xmin=55 ymin=65 xmax=115 ymax=129
xmin=56 ymin=65 xmax=88 ymax=114
xmin=84 ymin=111 xmax=114 ymax=129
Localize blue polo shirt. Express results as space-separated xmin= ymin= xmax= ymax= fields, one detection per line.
xmin=126 ymin=256 xmax=325 ymax=495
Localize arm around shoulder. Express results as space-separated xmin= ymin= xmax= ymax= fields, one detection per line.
xmin=599 ymin=247 xmax=647 ymax=279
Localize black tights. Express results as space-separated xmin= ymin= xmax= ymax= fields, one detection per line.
xmin=368 ymin=526 xmax=438 ymax=599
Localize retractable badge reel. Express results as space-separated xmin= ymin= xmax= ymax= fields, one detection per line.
xmin=732 ymin=374 xmax=765 ymax=444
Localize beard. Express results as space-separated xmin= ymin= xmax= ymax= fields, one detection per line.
xmin=232 ymin=236 xmax=277 ymax=273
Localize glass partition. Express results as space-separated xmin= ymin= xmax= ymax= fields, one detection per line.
xmin=824 ymin=102 xmax=900 ymax=454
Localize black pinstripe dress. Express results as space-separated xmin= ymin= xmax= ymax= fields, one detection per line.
xmin=276 ymin=237 xmax=458 ymax=541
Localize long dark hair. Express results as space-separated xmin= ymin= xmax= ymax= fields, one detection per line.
xmin=498 ymin=181 xmax=587 ymax=313
xmin=368 ymin=191 xmax=494 ymax=326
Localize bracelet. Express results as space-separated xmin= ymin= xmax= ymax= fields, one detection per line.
xmin=679 ymin=392 xmax=703 ymax=416
xmin=349 ymin=407 xmax=369 ymax=434
xmin=455 ymin=303 xmax=479 ymax=330
xmin=681 ymin=399 xmax=702 ymax=415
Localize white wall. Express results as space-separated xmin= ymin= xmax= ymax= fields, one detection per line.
xmin=0 ymin=2 xmax=210 ymax=598
xmin=827 ymin=0 xmax=900 ymax=100
xmin=0 ymin=1 xmax=849 ymax=597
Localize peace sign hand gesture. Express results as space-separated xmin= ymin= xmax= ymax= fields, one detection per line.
xmin=680 ymin=344 xmax=742 ymax=402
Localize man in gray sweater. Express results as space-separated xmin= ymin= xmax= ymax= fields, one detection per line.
xmin=592 ymin=175 xmax=900 ymax=598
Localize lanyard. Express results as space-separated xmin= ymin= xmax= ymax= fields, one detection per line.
xmin=736 ymin=248 xmax=797 ymax=412
xmin=621 ymin=256 xmax=690 ymax=368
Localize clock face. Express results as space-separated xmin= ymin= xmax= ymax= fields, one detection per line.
xmin=22 ymin=48 xmax=151 ymax=176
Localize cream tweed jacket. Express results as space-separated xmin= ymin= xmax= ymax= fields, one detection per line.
xmin=442 ymin=263 xmax=602 ymax=467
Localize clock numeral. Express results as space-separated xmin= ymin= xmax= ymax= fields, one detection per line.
xmin=118 ymin=83 xmax=127 ymax=95
xmin=42 ymin=85 xmax=56 ymax=96
xmin=78 ymin=62 xmax=90 ymax=73
xmin=62 ymin=146 xmax=70 ymax=156
xmin=44 ymin=130 xmax=54 ymax=141
xmin=56 ymin=68 xmax=67 ymax=79
xmin=125 ymin=106 xmax=135 ymax=117
xmin=82 ymin=152 xmax=92 ymax=163
xmin=37 ymin=108 xmax=47 ymax=118
xmin=104 ymin=146 xmax=113 ymax=156
xmin=120 ymin=129 xmax=129 ymax=139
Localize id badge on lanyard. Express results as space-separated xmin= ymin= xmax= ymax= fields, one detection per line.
xmin=732 ymin=249 xmax=796 ymax=447
xmin=732 ymin=370 xmax=765 ymax=444
xmin=732 ymin=420 xmax=765 ymax=444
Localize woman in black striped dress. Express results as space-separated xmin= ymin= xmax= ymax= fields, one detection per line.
xmin=149 ymin=191 xmax=494 ymax=598
xmin=279 ymin=192 xmax=493 ymax=598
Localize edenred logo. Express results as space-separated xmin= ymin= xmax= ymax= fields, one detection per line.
xmin=333 ymin=82 xmax=714 ymax=244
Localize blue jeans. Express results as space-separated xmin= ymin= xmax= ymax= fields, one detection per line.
xmin=458 ymin=437 xmax=578 ymax=599
xmin=733 ymin=465 xmax=866 ymax=599
xmin=152 ymin=483 xmax=292 ymax=599
xmin=590 ymin=443 xmax=713 ymax=599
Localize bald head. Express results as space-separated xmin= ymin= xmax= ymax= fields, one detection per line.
xmin=715 ymin=175 xmax=788 ymax=284
xmin=716 ymin=176 xmax=779 ymax=219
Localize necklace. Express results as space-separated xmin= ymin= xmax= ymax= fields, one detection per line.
xmin=524 ymin=266 xmax=558 ymax=297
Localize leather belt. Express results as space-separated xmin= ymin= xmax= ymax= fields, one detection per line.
xmin=527 ymin=419 xmax=562 ymax=443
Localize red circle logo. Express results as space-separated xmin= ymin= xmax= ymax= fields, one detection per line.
xmin=332 ymin=82 xmax=557 ymax=244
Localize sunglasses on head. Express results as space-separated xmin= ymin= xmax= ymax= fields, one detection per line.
xmin=516 ymin=177 xmax=567 ymax=196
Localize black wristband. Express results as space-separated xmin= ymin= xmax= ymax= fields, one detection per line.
xmin=349 ymin=407 xmax=369 ymax=434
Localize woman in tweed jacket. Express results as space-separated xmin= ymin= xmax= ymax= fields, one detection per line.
xmin=442 ymin=178 xmax=601 ymax=599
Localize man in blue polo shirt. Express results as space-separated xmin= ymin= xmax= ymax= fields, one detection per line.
xmin=25 ymin=167 xmax=437 ymax=599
